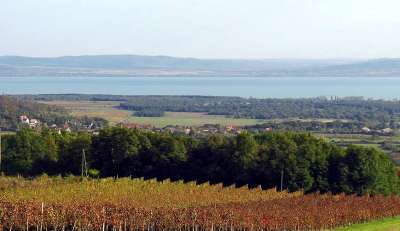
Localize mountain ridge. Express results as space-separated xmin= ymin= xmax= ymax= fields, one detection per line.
xmin=0 ymin=55 xmax=399 ymax=77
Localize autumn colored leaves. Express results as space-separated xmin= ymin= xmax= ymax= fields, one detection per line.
xmin=1 ymin=177 xmax=400 ymax=231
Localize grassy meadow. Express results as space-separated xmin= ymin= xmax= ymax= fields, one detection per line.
xmin=334 ymin=216 xmax=400 ymax=231
xmin=41 ymin=100 xmax=266 ymax=127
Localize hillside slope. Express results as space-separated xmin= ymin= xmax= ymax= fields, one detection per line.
xmin=0 ymin=96 xmax=106 ymax=131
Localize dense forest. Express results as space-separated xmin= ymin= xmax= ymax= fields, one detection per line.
xmin=134 ymin=108 xmax=165 ymax=117
xmin=0 ymin=96 xmax=107 ymax=131
xmin=1 ymin=127 xmax=399 ymax=195
xmin=19 ymin=94 xmax=400 ymax=129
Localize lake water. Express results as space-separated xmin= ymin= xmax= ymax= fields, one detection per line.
xmin=0 ymin=76 xmax=400 ymax=99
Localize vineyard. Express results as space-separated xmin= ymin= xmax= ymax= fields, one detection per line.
xmin=1 ymin=176 xmax=400 ymax=231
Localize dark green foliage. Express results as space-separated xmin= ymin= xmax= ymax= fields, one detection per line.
xmin=91 ymin=127 xmax=141 ymax=177
xmin=247 ymin=120 xmax=365 ymax=133
xmin=329 ymin=145 xmax=400 ymax=195
xmin=58 ymin=132 xmax=92 ymax=175
xmin=134 ymin=109 xmax=165 ymax=117
xmin=2 ymin=128 xmax=54 ymax=175
xmin=0 ymin=127 xmax=399 ymax=195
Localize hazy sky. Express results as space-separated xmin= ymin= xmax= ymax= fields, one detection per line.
xmin=1 ymin=0 xmax=400 ymax=59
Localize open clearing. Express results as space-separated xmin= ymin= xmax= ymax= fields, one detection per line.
xmin=40 ymin=100 xmax=266 ymax=127
xmin=128 ymin=111 xmax=266 ymax=127
xmin=334 ymin=216 xmax=400 ymax=231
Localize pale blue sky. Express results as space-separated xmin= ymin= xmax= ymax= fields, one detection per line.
xmin=1 ymin=0 xmax=400 ymax=59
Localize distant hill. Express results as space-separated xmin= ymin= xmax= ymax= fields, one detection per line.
xmin=297 ymin=58 xmax=400 ymax=77
xmin=0 ymin=55 xmax=399 ymax=77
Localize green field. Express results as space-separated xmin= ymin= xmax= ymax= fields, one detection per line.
xmin=41 ymin=100 xmax=267 ymax=127
xmin=334 ymin=216 xmax=400 ymax=231
xmin=125 ymin=111 xmax=265 ymax=127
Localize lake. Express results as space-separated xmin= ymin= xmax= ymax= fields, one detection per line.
xmin=0 ymin=76 xmax=400 ymax=99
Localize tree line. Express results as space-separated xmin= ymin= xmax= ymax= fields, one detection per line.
xmin=1 ymin=127 xmax=399 ymax=195
xmin=246 ymin=120 xmax=366 ymax=134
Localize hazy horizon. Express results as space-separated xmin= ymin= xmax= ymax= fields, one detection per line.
xmin=0 ymin=53 xmax=372 ymax=61
xmin=2 ymin=0 xmax=400 ymax=59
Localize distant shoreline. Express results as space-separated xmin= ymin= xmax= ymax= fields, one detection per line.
xmin=1 ymin=55 xmax=400 ymax=77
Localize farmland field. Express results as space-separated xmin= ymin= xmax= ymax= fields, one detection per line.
xmin=39 ymin=100 xmax=133 ymax=124
xmin=124 ymin=112 xmax=266 ymax=127
xmin=40 ymin=100 xmax=267 ymax=127
xmin=1 ymin=176 xmax=400 ymax=231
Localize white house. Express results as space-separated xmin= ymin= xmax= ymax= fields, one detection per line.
xmin=20 ymin=115 xmax=30 ymax=124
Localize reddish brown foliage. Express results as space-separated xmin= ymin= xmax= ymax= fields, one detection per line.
xmin=1 ymin=194 xmax=400 ymax=231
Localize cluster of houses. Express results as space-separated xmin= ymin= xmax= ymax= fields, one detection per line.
xmin=19 ymin=116 xmax=397 ymax=137
xmin=19 ymin=115 xmax=41 ymax=128
xmin=19 ymin=115 xmax=75 ymax=133
xmin=361 ymin=127 xmax=395 ymax=135
xmin=19 ymin=114 xmax=103 ymax=133
xmin=119 ymin=123 xmax=246 ymax=136
xmin=49 ymin=123 xmax=72 ymax=133
xmin=120 ymin=122 xmax=398 ymax=137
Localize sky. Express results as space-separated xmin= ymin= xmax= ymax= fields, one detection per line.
xmin=1 ymin=0 xmax=400 ymax=59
